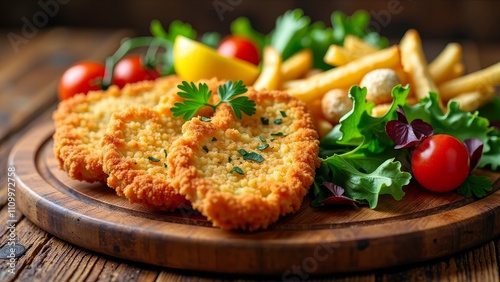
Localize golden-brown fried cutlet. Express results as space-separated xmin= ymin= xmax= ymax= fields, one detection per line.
xmin=53 ymin=76 xmax=182 ymax=183
xmin=168 ymin=88 xmax=320 ymax=230
xmin=100 ymin=106 xmax=189 ymax=210
xmin=99 ymin=78 xmax=224 ymax=210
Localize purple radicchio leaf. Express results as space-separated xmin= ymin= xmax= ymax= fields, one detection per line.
xmin=385 ymin=107 xmax=434 ymax=149
xmin=320 ymin=182 xmax=360 ymax=206
xmin=464 ymin=138 xmax=484 ymax=171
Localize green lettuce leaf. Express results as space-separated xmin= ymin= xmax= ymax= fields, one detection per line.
xmin=323 ymin=155 xmax=410 ymax=208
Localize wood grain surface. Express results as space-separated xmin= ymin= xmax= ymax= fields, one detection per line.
xmin=7 ymin=120 xmax=500 ymax=276
xmin=0 ymin=28 xmax=499 ymax=281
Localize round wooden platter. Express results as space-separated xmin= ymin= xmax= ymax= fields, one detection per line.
xmin=9 ymin=121 xmax=500 ymax=276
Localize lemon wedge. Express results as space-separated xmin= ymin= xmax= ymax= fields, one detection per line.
xmin=173 ymin=36 xmax=259 ymax=85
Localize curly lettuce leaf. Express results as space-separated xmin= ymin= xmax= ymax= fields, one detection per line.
xmin=323 ymin=155 xmax=410 ymax=209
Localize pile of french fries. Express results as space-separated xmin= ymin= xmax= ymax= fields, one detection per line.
xmin=251 ymin=29 xmax=500 ymax=137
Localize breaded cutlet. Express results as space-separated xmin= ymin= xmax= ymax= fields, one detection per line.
xmin=52 ymin=76 xmax=182 ymax=183
xmin=168 ymin=88 xmax=320 ymax=231
xmin=100 ymin=79 xmax=224 ymax=210
xmin=100 ymin=106 xmax=189 ymax=210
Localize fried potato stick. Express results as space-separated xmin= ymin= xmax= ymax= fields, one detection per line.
xmin=449 ymin=85 xmax=496 ymax=112
xmin=438 ymin=62 xmax=500 ymax=101
xmin=428 ymin=42 xmax=463 ymax=84
xmin=399 ymin=29 xmax=439 ymax=101
xmin=286 ymin=45 xmax=401 ymax=103
xmin=253 ymin=46 xmax=282 ymax=90
xmin=281 ymin=48 xmax=313 ymax=82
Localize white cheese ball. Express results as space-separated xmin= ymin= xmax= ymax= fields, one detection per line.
xmin=360 ymin=68 xmax=401 ymax=104
xmin=321 ymin=88 xmax=353 ymax=124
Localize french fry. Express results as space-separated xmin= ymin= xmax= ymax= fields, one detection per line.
xmin=253 ymin=46 xmax=282 ymax=90
xmin=323 ymin=38 xmax=379 ymax=67
xmin=437 ymin=62 xmax=465 ymax=84
xmin=449 ymin=85 xmax=495 ymax=112
xmin=371 ymin=103 xmax=391 ymax=117
xmin=323 ymin=45 xmax=352 ymax=66
xmin=316 ymin=118 xmax=334 ymax=139
xmin=399 ymin=29 xmax=439 ymax=102
xmin=438 ymin=62 xmax=500 ymax=101
xmin=428 ymin=42 xmax=463 ymax=84
xmin=286 ymin=45 xmax=401 ymax=103
xmin=343 ymin=35 xmax=379 ymax=54
xmin=281 ymin=48 xmax=313 ymax=82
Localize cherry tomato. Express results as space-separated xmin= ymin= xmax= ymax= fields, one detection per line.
xmin=411 ymin=134 xmax=470 ymax=192
xmin=217 ymin=36 xmax=260 ymax=66
xmin=113 ymin=55 xmax=161 ymax=88
xmin=58 ymin=61 xmax=105 ymax=100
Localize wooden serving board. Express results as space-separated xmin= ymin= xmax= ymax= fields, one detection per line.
xmin=9 ymin=121 xmax=500 ymax=275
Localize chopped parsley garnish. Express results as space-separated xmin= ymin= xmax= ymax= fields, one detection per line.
xmin=201 ymin=117 xmax=212 ymax=122
xmin=171 ymin=80 xmax=256 ymax=120
xmin=148 ymin=156 xmax=160 ymax=162
xmin=228 ymin=156 xmax=232 ymax=163
xmin=274 ymin=119 xmax=282 ymax=124
xmin=163 ymin=149 xmax=168 ymax=158
xmin=237 ymin=149 xmax=248 ymax=156
xmin=257 ymin=144 xmax=269 ymax=151
xmin=212 ymin=137 xmax=217 ymax=141
xmin=271 ymin=132 xmax=284 ymax=136
xmin=260 ymin=117 xmax=269 ymax=125
xmin=229 ymin=166 xmax=244 ymax=175
xmin=238 ymin=149 xmax=264 ymax=162
xmin=202 ymin=146 xmax=209 ymax=153
xmin=163 ymin=163 xmax=167 ymax=168
xmin=259 ymin=136 xmax=266 ymax=142
xmin=280 ymin=110 xmax=287 ymax=117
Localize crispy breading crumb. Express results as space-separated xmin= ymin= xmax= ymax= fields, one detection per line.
xmin=101 ymin=106 xmax=189 ymax=210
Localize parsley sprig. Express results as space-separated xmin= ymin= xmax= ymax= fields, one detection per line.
xmin=171 ymin=80 xmax=256 ymax=120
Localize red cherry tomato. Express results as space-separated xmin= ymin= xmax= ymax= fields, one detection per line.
xmin=58 ymin=61 xmax=105 ymax=100
xmin=411 ymin=134 xmax=470 ymax=192
xmin=217 ymin=36 xmax=260 ymax=66
xmin=113 ymin=55 xmax=161 ymax=88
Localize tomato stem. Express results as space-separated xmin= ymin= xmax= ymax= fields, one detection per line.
xmin=101 ymin=37 xmax=170 ymax=89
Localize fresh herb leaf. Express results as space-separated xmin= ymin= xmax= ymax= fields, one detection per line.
xmin=323 ymin=155 xmax=409 ymax=208
xmin=171 ymin=81 xmax=212 ymax=120
xmin=171 ymin=80 xmax=256 ymax=120
xmin=464 ymin=138 xmax=484 ymax=171
xmin=201 ymin=117 xmax=212 ymax=122
xmin=217 ymin=80 xmax=256 ymax=119
xmin=259 ymin=136 xmax=266 ymax=142
xmin=457 ymin=175 xmax=493 ymax=198
xmin=280 ymin=110 xmax=287 ymax=117
xmin=257 ymin=144 xmax=269 ymax=151
xmin=261 ymin=117 xmax=269 ymax=125
xmin=271 ymin=132 xmax=284 ymax=136
xmin=211 ymin=137 xmax=217 ymax=142
xmin=274 ymin=119 xmax=282 ymax=124
xmin=228 ymin=156 xmax=232 ymax=163
xmin=243 ymin=152 xmax=264 ymax=162
xmin=202 ymin=146 xmax=209 ymax=153
xmin=163 ymin=149 xmax=168 ymax=158
xmin=148 ymin=156 xmax=160 ymax=162
xmin=237 ymin=149 xmax=248 ymax=156
xmin=163 ymin=163 xmax=167 ymax=168
xmin=319 ymin=182 xmax=360 ymax=206
xmin=229 ymin=166 xmax=244 ymax=175
xmin=385 ymin=107 xmax=434 ymax=149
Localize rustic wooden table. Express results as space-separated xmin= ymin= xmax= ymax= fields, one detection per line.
xmin=0 ymin=28 xmax=499 ymax=281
